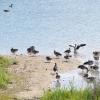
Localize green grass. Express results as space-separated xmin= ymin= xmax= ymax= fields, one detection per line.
xmin=41 ymin=71 xmax=100 ymax=100
xmin=92 ymin=83 xmax=100 ymax=100
xmin=0 ymin=56 xmax=17 ymax=99
xmin=41 ymin=88 xmax=94 ymax=100
xmin=0 ymin=56 xmax=11 ymax=88
xmin=41 ymin=83 xmax=100 ymax=100
xmin=0 ymin=94 xmax=14 ymax=100
xmin=0 ymin=56 xmax=11 ymax=68
xmin=0 ymin=68 xmax=10 ymax=88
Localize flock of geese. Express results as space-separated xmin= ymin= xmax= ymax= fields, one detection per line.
xmin=10 ymin=44 xmax=100 ymax=83
xmin=54 ymin=59 xmax=99 ymax=82
xmin=10 ymin=43 xmax=87 ymax=81
xmin=78 ymin=60 xmax=99 ymax=81
xmin=3 ymin=3 xmax=100 ymax=87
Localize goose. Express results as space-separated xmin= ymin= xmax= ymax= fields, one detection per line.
xmin=78 ymin=65 xmax=89 ymax=73
xmin=76 ymin=44 xmax=86 ymax=50
xmin=87 ymin=76 xmax=95 ymax=81
xmin=83 ymin=73 xmax=88 ymax=78
xmin=46 ymin=56 xmax=52 ymax=62
xmin=69 ymin=43 xmax=86 ymax=54
xmin=93 ymin=51 xmax=100 ymax=56
xmin=9 ymin=4 xmax=13 ymax=8
xmin=83 ymin=60 xmax=94 ymax=66
xmin=54 ymin=50 xmax=62 ymax=58
xmin=84 ymin=73 xmax=95 ymax=81
xmin=56 ymin=73 xmax=60 ymax=79
xmin=64 ymin=55 xmax=72 ymax=62
xmin=53 ymin=63 xmax=58 ymax=72
xmin=32 ymin=49 xmax=39 ymax=55
xmin=90 ymin=65 xmax=99 ymax=70
xmin=4 ymin=10 xmax=10 ymax=12
xmin=55 ymin=80 xmax=61 ymax=88
xmin=11 ymin=48 xmax=18 ymax=54
xmin=27 ymin=46 xmax=35 ymax=54
xmin=64 ymin=48 xmax=71 ymax=54
xmin=83 ymin=72 xmax=95 ymax=81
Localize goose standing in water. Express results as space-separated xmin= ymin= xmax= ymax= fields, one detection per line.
xmin=3 ymin=10 xmax=10 ymax=12
xmin=78 ymin=65 xmax=89 ymax=73
xmin=86 ymin=76 xmax=95 ymax=81
xmin=84 ymin=73 xmax=95 ymax=82
xmin=56 ymin=73 xmax=60 ymax=80
xmin=82 ymin=67 xmax=96 ymax=82
xmin=90 ymin=65 xmax=99 ymax=70
xmin=55 ymin=79 xmax=61 ymax=88
xmin=83 ymin=60 xmax=94 ymax=68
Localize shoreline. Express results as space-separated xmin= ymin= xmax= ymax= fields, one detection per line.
xmin=0 ymin=54 xmax=81 ymax=99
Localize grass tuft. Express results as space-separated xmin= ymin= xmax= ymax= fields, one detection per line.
xmin=41 ymin=89 xmax=93 ymax=100
xmin=41 ymin=87 xmax=100 ymax=100
xmin=0 ymin=56 xmax=11 ymax=88
xmin=0 ymin=94 xmax=14 ymax=100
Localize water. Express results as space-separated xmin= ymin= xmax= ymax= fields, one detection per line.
xmin=51 ymin=68 xmax=100 ymax=89
xmin=0 ymin=0 xmax=100 ymax=59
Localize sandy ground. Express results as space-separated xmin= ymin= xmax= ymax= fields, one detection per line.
xmin=1 ymin=54 xmax=81 ymax=100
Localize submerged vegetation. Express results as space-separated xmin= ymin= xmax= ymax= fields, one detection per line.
xmin=0 ymin=56 xmax=11 ymax=88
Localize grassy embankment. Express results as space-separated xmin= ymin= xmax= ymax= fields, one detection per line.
xmin=0 ymin=56 xmax=11 ymax=88
xmin=0 ymin=56 xmax=16 ymax=100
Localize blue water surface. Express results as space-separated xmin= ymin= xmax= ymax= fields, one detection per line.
xmin=0 ymin=0 xmax=100 ymax=58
